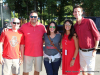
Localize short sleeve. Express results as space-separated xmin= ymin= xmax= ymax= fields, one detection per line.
xmin=0 ymin=32 xmax=5 ymax=43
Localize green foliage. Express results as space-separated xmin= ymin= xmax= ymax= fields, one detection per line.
xmin=81 ymin=0 xmax=100 ymax=16
xmin=15 ymin=13 xmax=18 ymax=18
xmin=5 ymin=0 xmax=82 ymax=24
xmin=11 ymin=11 xmax=14 ymax=18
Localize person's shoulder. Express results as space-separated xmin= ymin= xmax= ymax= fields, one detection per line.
xmin=83 ymin=18 xmax=93 ymax=22
xmin=44 ymin=33 xmax=47 ymax=36
xmin=73 ymin=33 xmax=77 ymax=36
xmin=56 ymin=33 xmax=61 ymax=37
xmin=4 ymin=29 xmax=12 ymax=33
xmin=37 ymin=22 xmax=45 ymax=27
xmin=22 ymin=22 xmax=29 ymax=26
xmin=18 ymin=30 xmax=24 ymax=35
xmin=20 ymin=22 xmax=29 ymax=30
xmin=73 ymin=33 xmax=77 ymax=39
xmin=44 ymin=33 xmax=47 ymax=35
xmin=44 ymin=33 xmax=48 ymax=39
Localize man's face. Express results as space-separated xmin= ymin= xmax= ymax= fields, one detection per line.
xmin=11 ymin=18 xmax=20 ymax=30
xmin=73 ymin=8 xmax=83 ymax=19
xmin=29 ymin=13 xmax=38 ymax=23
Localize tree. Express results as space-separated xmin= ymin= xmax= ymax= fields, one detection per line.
xmin=81 ymin=0 xmax=100 ymax=16
xmin=5 ymin=0 xmax=82 ymax=24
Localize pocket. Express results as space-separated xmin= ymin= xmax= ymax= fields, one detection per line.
xmin=83 ymin=51 xmax=93 ymax=57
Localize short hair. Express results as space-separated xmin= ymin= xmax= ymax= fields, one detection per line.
xmin=29 ymin=10 xmax=38 ymax=16
xmin=73 ymin=5 xmax=83 ymax=12
xmin=47 ymin=21 xmax=57 ymax=35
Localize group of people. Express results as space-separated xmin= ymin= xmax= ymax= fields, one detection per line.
xmin=0 ymin=5 xmax=100 ymax=75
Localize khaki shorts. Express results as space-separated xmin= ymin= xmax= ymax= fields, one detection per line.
xmin=2 ymin=58 xmax=20 ymax=75
xmin=79 ymin=50 xmax=95 ymax=74
xmin=23 ymin=55 xmax=43 ymax=72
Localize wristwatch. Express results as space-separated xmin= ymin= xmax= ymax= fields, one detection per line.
xmin=72 ymin=58 xmax=75 ymax=60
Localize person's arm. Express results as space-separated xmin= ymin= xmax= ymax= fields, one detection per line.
xmin=89 ymin=19 xmax=100 ymax=56
xmin=19 ymin=45 xmax=24 ymax=65
xmin=60 ymin=35 xmax=63 ymax=49
xmin=70 ymin=34 xmax=79 ymax=67
xmin=60 ymin=40 xmax=62 ymax=49
xmin=0 ymin=31 xmax=5 ymax=65
xmin=92 ymin=40 xmax=99 ymax=57
xmin=19 ymin=32 xmax=25 ymax=65
xmin=0 ymin=42 xmax=4 ymax=65
xmin=89 ymin=19 xmax=100 ymax=41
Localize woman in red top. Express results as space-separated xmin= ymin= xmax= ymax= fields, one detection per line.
xmin=61 ymin=20 xmax=80 ymax=75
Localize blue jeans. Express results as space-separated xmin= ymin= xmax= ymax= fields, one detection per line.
xmin=44 ymin=58 xmax=61 ymax=75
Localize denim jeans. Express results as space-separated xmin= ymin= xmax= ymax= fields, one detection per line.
xmin=44 ymin=58 xmax=61 ymax=75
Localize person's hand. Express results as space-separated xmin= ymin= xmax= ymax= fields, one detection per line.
xmin=70 ymin=60 xmax=75 ymax=67
xmin=0 ymin=57 xmax=4 ymax=65
xmin=19 ymin=58 xmax=23 ymax=66
xmin=92 ymin=50 xmax=96 ymax=57
xmin=2 ymin=28 xmax=9 ymax=32
xmin=57 ymin=31 xmax=61 ymax=35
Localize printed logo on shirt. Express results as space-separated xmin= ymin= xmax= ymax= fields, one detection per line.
xmin=10 ymin=36 xmax=18 ymax=47
xmin=46 ymin=46 xmax=55 ymax=49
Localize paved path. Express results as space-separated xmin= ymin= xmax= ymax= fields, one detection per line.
xmin=0 ymin=50 xmax=100 ymax=75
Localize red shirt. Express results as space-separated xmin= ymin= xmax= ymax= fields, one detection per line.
xmin=19 ymin=22 xmax=46 ymax=57
xmin=0 ymin=29 xmax=24 ymax=59
xmin=74 ymin=18 xmax=100 ymax=49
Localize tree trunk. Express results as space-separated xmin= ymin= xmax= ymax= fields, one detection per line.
xmin=40 ymin=1 xmax=42 ymax=23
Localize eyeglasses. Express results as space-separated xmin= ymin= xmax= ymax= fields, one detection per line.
xmin=30 ymin=16 xmax=37 ymax=18
xmin=13 ymin=22 xmax=20 ymax=25
xmin=65 ymin=23 xmax=72 ymax=26
xmin=49 ymin=26 xmax=55 ymax=28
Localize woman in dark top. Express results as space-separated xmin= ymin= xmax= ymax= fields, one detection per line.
xmin=44 ymin=21 xmax=61 ymax=75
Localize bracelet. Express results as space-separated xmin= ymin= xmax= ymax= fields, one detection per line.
xmin=72 ymin=58 xmax=75 ymax=60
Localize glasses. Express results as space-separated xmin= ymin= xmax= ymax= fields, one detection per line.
xmin=13 ymin=22 xmax=20 ymax=25
xmin=30 ymin=16 xmax=37 ymax=18
xmin=49 ymin=26 xmax=55 ymax=28
xmin=65 ymin=23 xmax=72 ymax=26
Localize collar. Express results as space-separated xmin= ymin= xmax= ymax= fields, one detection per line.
xmin=28 ymin=21 xmax=41 ymax=27
xmin=76 ymin=17 xmax=85 ymax=25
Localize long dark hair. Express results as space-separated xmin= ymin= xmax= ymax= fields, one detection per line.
xmin=62 ymin=19 xmax=75 ymax=40
xmin=47 ymin=21 xmax=57 ymax=35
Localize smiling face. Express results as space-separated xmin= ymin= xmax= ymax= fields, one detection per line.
xmin=49 ymin=23 xmax=56 ymax=33
xmin=29 ymin=13 xmax=38 ymax=23
xmin=64 ymin=21 xmax=72 ymax=31
xmin=73 ymin=8 xmax=83 ymax=19
xmin=11 ymin=18 xmax=20 ymax=30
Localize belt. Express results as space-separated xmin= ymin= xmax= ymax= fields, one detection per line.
xmin=80 ymin=48 xmax=95 ymax=52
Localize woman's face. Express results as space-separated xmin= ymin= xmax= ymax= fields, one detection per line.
xmin=49 ymin=23 xmax=56 ymax=33
xmin=64 ymin=21 xmax=72 ymax=31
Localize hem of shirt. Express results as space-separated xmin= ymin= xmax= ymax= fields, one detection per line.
xmin=24 ymin=54 xmax=43 ymax=57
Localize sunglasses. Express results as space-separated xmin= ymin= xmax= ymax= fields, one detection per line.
xmin=65 ymin=23 xmax=72 ymax=26
xmin=13 ymin=22 xmax=20 ymax=25
xmin=30 ymin=16 xmax=37 ymax=18
xmin=49 ymin=26 xmax=55 ymax=28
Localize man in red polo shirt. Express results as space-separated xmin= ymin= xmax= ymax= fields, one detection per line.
xmin=19 ymin=10 xmax=46 ymax=75
xmin=73 ymin=5 xmax=100 ymax=75
xmin=0 ymin=18 xmax=24 ymax=75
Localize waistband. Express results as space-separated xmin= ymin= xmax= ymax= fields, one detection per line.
xmin=43 ymin=53 xmax=61 ymax=63
xmin=80 ymin=48 xmax=95 ymax=52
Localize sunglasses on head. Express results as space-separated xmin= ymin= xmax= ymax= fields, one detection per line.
xmin=49 ymin=26 xmax=55 ymax=28
xmin=13 ymin=22 xmax=20 ymax=25
xmin=30 ymin=16 xmax=37 ymax=18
